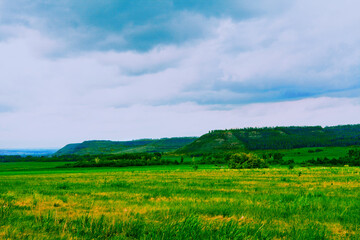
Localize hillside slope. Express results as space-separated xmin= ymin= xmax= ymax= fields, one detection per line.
xmin=56 ymin=137 xmax=198 ymax=155
xmin=176 ymin=125 xmax=360 ymax=154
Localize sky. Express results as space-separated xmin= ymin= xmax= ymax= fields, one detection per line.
xmin=1 ymin=0 xmax=360 ymax=148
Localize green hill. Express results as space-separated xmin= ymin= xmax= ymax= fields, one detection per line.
xmin=55 ymin=137 xmax=198 ymax=155
xmin=55 ymin=124 xmax=360 ymax=156
xmin=176 ymin=125 xmax=360 ymax=154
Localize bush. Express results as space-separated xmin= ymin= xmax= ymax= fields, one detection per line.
xmin=228 ymin=153 xmax=268 ymax=169
xmin=288 ymin=163 xmax=295 ymax=170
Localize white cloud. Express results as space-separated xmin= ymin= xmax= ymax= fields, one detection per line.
xmin=1 ymin=96 xmax=359 ymax=148
xmin=1 ymin=0 xmax=360 ymax=148
xmin=215 ymin=2 xmax=360 ymax=88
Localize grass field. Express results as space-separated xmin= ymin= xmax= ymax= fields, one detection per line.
xmin=0 ymin=163 xmax=359 ymax=239
xmin=170 ymin=146 xmax=355 ymax=164
xmin=0 ymin=162 xmax=69 ymax=172
xmin=254 ymin=146 xmax=355 ymax=163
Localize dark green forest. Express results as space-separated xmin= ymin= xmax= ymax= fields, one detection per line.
xmin=177 ymin=124 xmax=360 ymax=154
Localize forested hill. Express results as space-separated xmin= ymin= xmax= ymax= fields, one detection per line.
xmin=55 ymin=137 xmax=198 ymax=155
xmin=176 ymin=125 xmax=360 ymax=154
xmin=55 ymin=125 xmax=360 ymax=155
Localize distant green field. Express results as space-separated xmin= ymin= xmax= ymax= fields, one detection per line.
xmin=254 ymin=146 xmax=356 ymax=163
xmin=0 ymin=162 xmax=215 ymax=176
xmin=0 ymin=162 xmax=69 ymax=172
xmin=0 ymin=164 xmax=359 ymax=239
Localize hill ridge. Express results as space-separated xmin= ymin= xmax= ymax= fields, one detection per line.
xmin=55 ymin=137 xmax=198 ymax=155
xmin=176 ymin=124 xmax=360 ymax=154
xmin=56 ymin=124 xmax=360 ymax=155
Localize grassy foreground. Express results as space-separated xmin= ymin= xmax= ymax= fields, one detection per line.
xmin=0 ymin=165 xmax=359 ymax=239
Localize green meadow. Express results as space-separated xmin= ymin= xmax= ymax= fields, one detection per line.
xmin=0 ymin=162 xmax=69 ymax=173
xmin=0 ymin=163 xmax=359 ymax=239
xmin=254 ymin=146 xmax=354 ymax=163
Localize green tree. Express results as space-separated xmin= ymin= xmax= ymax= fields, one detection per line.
xmin=228 ymin=153 xmax=268 ymax=169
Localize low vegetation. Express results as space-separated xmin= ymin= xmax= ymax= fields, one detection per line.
xmin=1 ymin=124 xmax=360 ymax=239
xmin=2 ymin=148 xmax=360 ymax=170
xmin=228 ymin=152 xmax=268 ymax=169
xmin=0 ymin=165 xmax=359 ymax=239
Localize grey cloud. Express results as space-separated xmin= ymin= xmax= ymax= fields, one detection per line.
xmin=2 ymin=0 xmax=360 ymax=110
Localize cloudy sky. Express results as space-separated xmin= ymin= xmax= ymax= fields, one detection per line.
xmin=1 ymin=0 xmax=360 ymax=148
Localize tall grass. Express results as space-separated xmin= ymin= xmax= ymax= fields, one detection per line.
xmin=0 ymin=166 xmax=359 ymax=239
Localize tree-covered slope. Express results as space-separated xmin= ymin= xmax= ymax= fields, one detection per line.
xmin=55 ymin=137 xmax=198 ymax=155
xmin=176 ymin=125 xmax=360 ymax=154
xmin=175 ymin=130 xmax=247 ymax=154
xmin=56 ymin=125 xmax=360 ymax=156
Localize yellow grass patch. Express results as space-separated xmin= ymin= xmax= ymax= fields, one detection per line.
xmin=14 ymin=196 xmax=33 ymax=208
xmin=0 ymin=225 xmax=11 ymax=238
xmin=201 ymin=214 xmax=254 ymax=225
xmin=326 ymin=222 xmax=356 ymax=239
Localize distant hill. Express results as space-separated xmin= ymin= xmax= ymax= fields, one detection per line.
xmin=55 ymin=124 xmax=360 ymax=156
xmin=176 ymin=125 xmax=360 ymax=154
xmin=55 ymin=137 xmax=198 ymax=155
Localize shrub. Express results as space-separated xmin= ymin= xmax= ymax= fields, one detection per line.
xmin=288 ymin=163 xmax=295 ymax=170
xmin=192 ymin=157 xmax=199 ymax=171
xmin=228 ymin=153 xmax=268 ymax=169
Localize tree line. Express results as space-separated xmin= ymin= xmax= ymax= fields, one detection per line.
xmin=1 ymin=148 xmax=359 ymax=169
